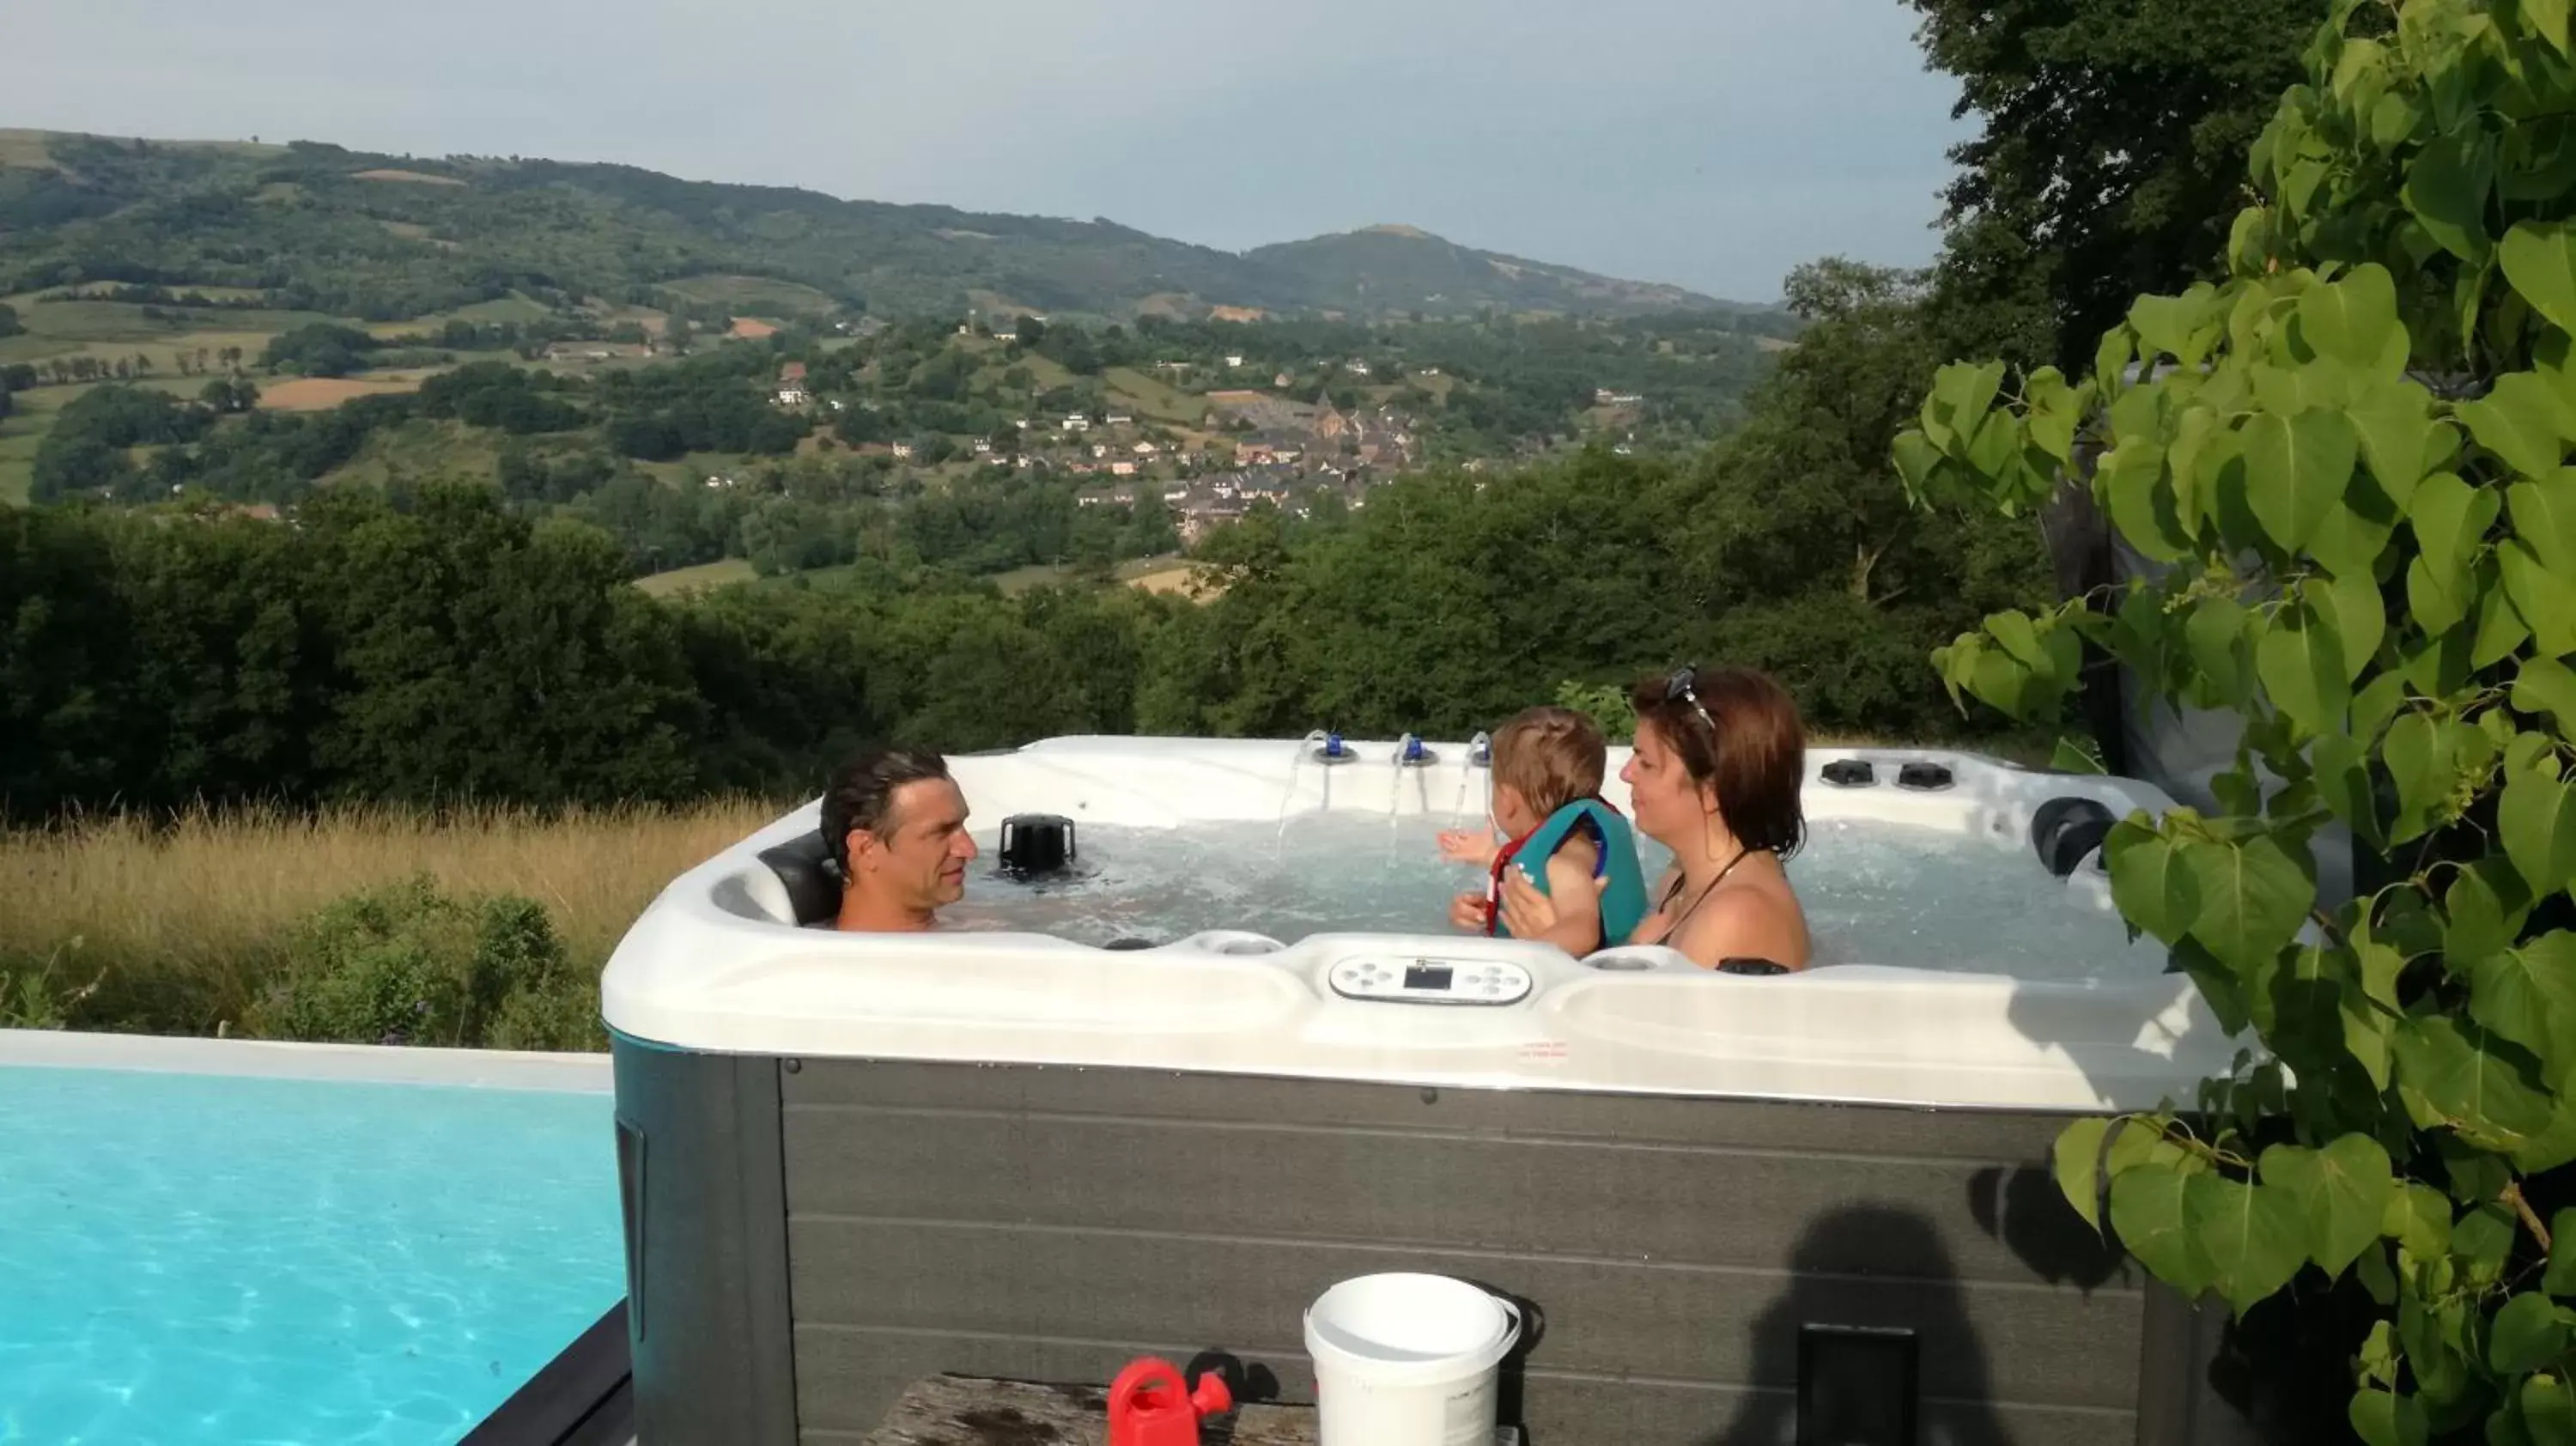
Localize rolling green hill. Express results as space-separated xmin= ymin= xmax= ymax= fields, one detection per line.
xmin=1250 ymin=224 xmax=1728 ymax=317
xmin=0 ymin=130 xmax=1748 ymax=323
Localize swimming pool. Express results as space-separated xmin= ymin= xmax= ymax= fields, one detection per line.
xmin=0 ymin=1046 xmax=622 ymax=1446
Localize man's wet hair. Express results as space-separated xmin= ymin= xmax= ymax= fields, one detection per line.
xmin=821 ymin=747 xmax=951 ymax=874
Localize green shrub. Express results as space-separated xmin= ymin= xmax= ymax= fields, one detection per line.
xmin=0 ymin=940 xmax=102 ymax=1030
xmin=248 ymin=875 xmax=600 ymax=1049
xmin=1552 ymin=680 xmax=1635 ymax=743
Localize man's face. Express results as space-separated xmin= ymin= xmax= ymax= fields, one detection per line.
xmin=851 ymin=777 xmax=979 ymax=911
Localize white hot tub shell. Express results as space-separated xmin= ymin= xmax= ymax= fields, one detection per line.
xmin=600 ymin=737 xmax=2269 ymax=1446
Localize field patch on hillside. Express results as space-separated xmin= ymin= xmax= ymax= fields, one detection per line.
xmin=1127 ymin=562 xmax=1219 ymax=599
xmin=21 ymin=300 xmax=339 ymax=341
xmin=1102 ymin=367 xmax=1200 ymax=423
xmin=257 ymin=376 xmax=424 ymax=410
xmin=352 ymin=168 xmax=465 ymax=186
xmin=665 ymin=275 xmax=840 ymax=316
xmin=0 ymin=131 xmax=53 ymax=169
xmin=635 ymin=558 xmax=758 ymax=597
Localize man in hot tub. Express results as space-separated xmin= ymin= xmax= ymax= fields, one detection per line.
xmin=823 ymin=746 xmax=980 ymax=932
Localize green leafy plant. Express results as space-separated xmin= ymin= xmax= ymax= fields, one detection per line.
xmin=249 ymin=875 xmax=601 ymax=1050
xmin=0 ymin=939 xmax=102 ymax=1030
xmin=1552 ymin=680 xmax=1638 ymax=743
xmin=1897 ymin=2 xmax=2576 ymax=1437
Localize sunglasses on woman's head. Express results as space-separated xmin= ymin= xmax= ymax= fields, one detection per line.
xmin=1664 ymin=665 xmax=1717 ymax=736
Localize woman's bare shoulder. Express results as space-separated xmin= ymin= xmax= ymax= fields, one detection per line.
xmin=1672 ymin=884 xmax=1811 ymax=971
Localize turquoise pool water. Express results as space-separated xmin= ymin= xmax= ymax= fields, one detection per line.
xmin=0 ymin=1066 xmax=623 ymax=1446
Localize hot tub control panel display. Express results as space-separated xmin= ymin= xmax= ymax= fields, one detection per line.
xmin=1329 ymin=957 xmax=1534 ymax=1006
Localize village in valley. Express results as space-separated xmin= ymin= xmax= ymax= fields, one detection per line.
xmin=801 ymin=351 xmax=1435 ymax=546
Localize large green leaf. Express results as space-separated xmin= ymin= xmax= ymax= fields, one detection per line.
xmin=2184 ymin=1173 xmax=2308 ymax=1315
xmin=2385 ymin=712 xmax=2449 ymax=844
xmin=2310 ymin=499 xmax=2399 ymax=581
xmin=2354 ymin=669 xmax=2409 ymax=744
xmin=2530 ymin=0 xmax=2576 ymax=58
xmin=2494 ymin=1293 xmax=2576 ymax=1374
xmin=2463 ymin=374 xmax=2574 ymax=478
xmin=2517 ymin=469 xmax=2576 ymax=574
xmin=2484 ymin=570 xmax=2543 ymax=666
xmin=2314 ymin=732 xmax=2384 ymax=847
xmin=2391 ymin=1015 xmax=2558 ymax=1151
xmin=2181 ymin=834 xmax=2313 ymax=972
xmin=2187 ymin=595 xmax=2257 ymax=707
xmin=2106 ymin=818 xmax=2202 ymax=944
xmin=2526 ymin=1376 xmax=2576 ymax=1446
xmin=2130 ymin=286 xmax=2223 ymax=367
xmin=2358 ymin=937 xmax=2408 ymax=1012
xmin=2318 ymin=574 xmax=2385 ymax=681
xmin=2471 ymin=931 xmax=2576 ymax=1081
xmin=2300 ymin=263 xmax=2403 ymax=373
xmin=2384 ymin=1180 xmax=2454 ymax=1257
xmin=2512 ymin=542 xmax=2576 ymax=659
xmin=2509 ymin=222 xmax=2576 ymax=337
xmin=2103 ymin=442 xmax=2190 ymax=561
xmin=2503 ymin=756 xmax=2576 ymax=899
xmin=2405 ymin=131 xmax=2496 ymax=264
xmin=2244 ymin=408 xmax=2360 ymax=550
xmin=2405 ymin=472 xmax=2494 ymax=634
xmin=2448 ymin=861 xmax=2520 ymax=970
xmin=1892 ymin=431 xmax=1945 ymax=498
xmin=2350 ymin=379 xmax=2440 ymax=506
xmin=2053 ymin=1117 xmax=2111 ymax=1231
xmin=2349 ymin=1389 xmax=2429 ymax=1446
xmin=2257 ymin=598 xmax=2351 ymax=737
xmin=2518 ymin=1095 xmax=2576 ymax=1176
xmin=2109 ymin=1159 xmax=2210 ymax=1296
xmin=2546 ymin=1208 xmax=2576 ymax=1297
xmin=2519 ymin=656 xmax=2576 ymax=733
xmin=1923 ymin=360 xmax=2006 ymax=453
xmin=2259 ymin=1135 xmax=2396 ymax=1277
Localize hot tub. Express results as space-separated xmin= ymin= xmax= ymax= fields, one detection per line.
xmin=603 ymin=737 xmax=2251 ymax=1446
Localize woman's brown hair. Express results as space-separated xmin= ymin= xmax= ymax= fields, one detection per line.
xmin=1628 ymin=665 xmax=1806 ymax=858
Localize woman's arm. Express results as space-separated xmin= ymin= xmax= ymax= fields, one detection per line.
xmin=1521 ymin=840 xmax=1604 ymax=955
xmin=1496 ymin=859 xmax=1610 ymax=949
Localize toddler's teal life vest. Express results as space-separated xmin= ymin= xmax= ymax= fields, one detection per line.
xmin=1485 ymin=798 xmax=1649 ymax=952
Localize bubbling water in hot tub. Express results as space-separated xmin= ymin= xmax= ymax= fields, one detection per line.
xmin=937 ymin=811 xmax=2166 ymax=981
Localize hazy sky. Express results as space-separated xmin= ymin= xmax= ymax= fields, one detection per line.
xmin=6 ymin=1 xmax=1968 ymax=302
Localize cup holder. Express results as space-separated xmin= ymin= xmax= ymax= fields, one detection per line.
xmin=1583 ymin=951 xmax=1660 ymax=971
xmin=1183 ymin=931 xmax=1285 ymax=957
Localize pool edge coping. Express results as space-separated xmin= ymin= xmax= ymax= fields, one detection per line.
xmin=0 ymin=1028 xmax=613 ymax=1092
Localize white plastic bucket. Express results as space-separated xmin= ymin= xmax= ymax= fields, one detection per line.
xmin=1303 ymin=1273 xmax=1522 ymax=1446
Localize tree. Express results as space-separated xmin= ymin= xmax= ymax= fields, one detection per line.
xmin=1905 ymin=0 xmax=2325 ymax=373
xmin=261 ymin=324 xmax=378 ymax=378
xmin=199 ymin=378 xmax=258 ymax=414
xmin=0 ymin=303 xmax=21 ymax=339
xmin=1900 ymin=4 xmax=2576 ymax=1436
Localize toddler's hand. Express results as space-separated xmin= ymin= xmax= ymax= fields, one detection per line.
xmin=1437 ymin=829 xmax=1498 ymax=866
xmin=1449 ymin=890 xmax=1488 ymax=933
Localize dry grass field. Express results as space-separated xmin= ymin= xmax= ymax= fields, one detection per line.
xmin=0 ymin=799 xmax=778 ymax=1034
xmin=255 ymin=375 xmax=424 ymax=410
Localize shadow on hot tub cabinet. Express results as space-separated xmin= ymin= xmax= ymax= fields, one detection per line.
xmin=614 ymin=1044 xmax=2310 ymax=1446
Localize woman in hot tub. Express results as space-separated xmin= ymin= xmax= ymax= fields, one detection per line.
xmin=1498 ymin=665 xmax=1813 ymax=972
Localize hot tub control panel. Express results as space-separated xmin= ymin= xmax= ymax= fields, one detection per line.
xmin=1327 ymin=956 xmax=1534 ymax=1006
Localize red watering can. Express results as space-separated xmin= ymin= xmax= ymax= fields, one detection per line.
xmin=1108 ymin=1357 xmax=1233 ymax=1446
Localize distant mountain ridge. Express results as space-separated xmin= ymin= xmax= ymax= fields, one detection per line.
xmin=0 ymin=129 xmax=1752 ymax=321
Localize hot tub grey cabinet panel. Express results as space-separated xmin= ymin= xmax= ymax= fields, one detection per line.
xmin=599 ymin=1055 xmax=2233 ymax=1446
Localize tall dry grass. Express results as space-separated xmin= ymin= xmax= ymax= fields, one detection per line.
xmin=0 ymin=799 xmax=781 ymax=1033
